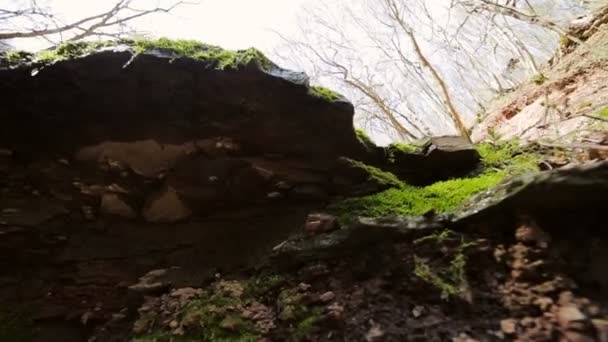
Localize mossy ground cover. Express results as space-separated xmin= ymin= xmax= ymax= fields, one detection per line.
xmin=133 ymin=273 xmax=323 ymax=341
xmin=330 ymin=140 xmax=541 ymax=224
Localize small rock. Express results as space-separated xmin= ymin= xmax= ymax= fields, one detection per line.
xmin=559 ymin=291 xmax=575 ymax=306
xmin=275 ymin=181 xmax=292 ymax=190
xmin=534 ymin=297 xmax=554 ymax=312
xmin=267 ymin=191 xmax=283 ymax=199
xmin=143 ymin=190 xmax=192 ymax=223
xmin=304 ymin=212 xmax=338 ymax=235
xmin=562 ymin=331 xmax=595 ymax=342
xmin=412 ymin=305 xmax=425 ymax=318
xmin=500 ymin=318 xmax=518 ymax=335
xmin=290 ymin=184 xmax=328 ymax=200
xmin=326 ymin=303 xmax=344 ymax=321
xmin=592 ymin=319 xmax=608 ymax=341
xmin=298 ymin=283 xmax=312 ymax=292
xmin=319 ymin=291 xmax=336 ymax=303
xmin=169 ymin=320 xmax=179 ymax=329
xmin=366 ymin=322 xmax=385 ymax=342
xmin=111 ymin=313 xmax=126 ymax=321
xmin=100 ymin=193 xmax=137 ymax=219
xmin=515 ymin=221 xmax=549 ymax=247
xmin=556 ymin=305 xmax=587 ymax=329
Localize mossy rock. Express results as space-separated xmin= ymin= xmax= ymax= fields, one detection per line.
xmin=2 ymin=38 xmax=275 ymax=71
xmin=309 ymin=86 xmax=341 ymax=101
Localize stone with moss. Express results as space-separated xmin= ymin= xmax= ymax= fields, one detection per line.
xmin=355 ymin=129 xmax=377 ymax=150
xmin=1 ymin=38 xmax=274 ymax=71
xmin=133 ymin=280 xmax=259 ymax=342
xmin=276 ymin=287 xmax=324 ymax=337
xmin=330 ymin=140 xmax=541 ymax=224
xmin=597 ymin=107 xmax=608 ymax=117
xmin=336 ymin=158 xmax=404 ymax=195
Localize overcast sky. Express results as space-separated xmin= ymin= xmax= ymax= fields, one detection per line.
xmin=10 ymin=0 xmax=316 ymax=53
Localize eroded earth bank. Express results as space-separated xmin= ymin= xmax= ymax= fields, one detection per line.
xmin=1 ymin=40 xmax=608 ymax=341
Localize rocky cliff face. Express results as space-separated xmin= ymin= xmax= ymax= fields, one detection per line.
xmin=472 ymin=6 xmax=608 ymax=146
xmin=1 ymin=41 xmax=607 ymax=342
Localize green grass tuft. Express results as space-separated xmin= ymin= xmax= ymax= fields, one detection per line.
xmin=531 ymin=73 xmax=547 ymax=85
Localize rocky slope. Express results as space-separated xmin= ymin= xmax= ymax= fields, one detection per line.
xmin=472 ymin=5 xmax=608 ymax=147
xmin=1 ymin=40 xmax=607 ymax=342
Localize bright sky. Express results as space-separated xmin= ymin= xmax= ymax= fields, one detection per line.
xmin=11 ymin=0 xmax=316 ymax=53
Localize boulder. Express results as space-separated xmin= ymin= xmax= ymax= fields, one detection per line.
xmin=387 ymin=136 xmax=481 ymax=185
xmin=100 ymin=193 xmax=137 ymax=219
xmin=0 ymin=44 xmax=366 ymax=161
xmin=143 ymin=190 xmax=192 ymax=223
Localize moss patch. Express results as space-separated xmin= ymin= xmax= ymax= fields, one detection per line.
xmin=276 ymin=288 xmax=323 ymax=338
xmin=329 ymin=172 xmax=504 ymax=224
xmin=309 ymin=86 xmax=341 ymax=101
xmin=388 ymin=142 xmax=420 ymax=154
xmin=330 ymin=140 xmax=541 ymax=224
xmin=131 ymin=38 xmax=272 ymax=70
xmin=531 ymin=73 xmax=547 ymax=85
xmin=342 ymin=158 xmax=404 ymax=190
xmin=413 ymin=230 xmax=475 ymax=300
xmin=3 ymin=38 xmax=273 ymax=71
xmin=355 ymin=129 xmax=376 ymax=150
xmin=475 ymin=140 xmax=541 ymax=176
xmin=597 ymin=107 xmax=608 ymax=117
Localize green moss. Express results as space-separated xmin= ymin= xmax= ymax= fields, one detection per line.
xmin=131 ymin=38 xmax=272 ymax=70
xmin=413 ymin=232 xmax=475 ymax=300
xmin=134 ymin=280 xmax=258 ymax=342
xmin=343 ymin=158 xmax=404 ymax=190
xmin=3 ymin=50 xmax=34 ymax=66
xmin=578 ymin=100 xmax=592 ymax=109
xmin=276 ymin=288 xmax=323 ymax=338
xmin=294 ymin=307 xmax=323 ymax=338
xmin=531 ymin=73 xmax=547 ymax=85
xmin=355 ymin=129 xmax=376 ymax=149
xmin=329 ymin=172 xmax=504 ymax=224
xmin=476 ymin=140 xmax=540 ymax=175
xmin=388 ymin=142 xmax=419 ymax=154
xmin=597 ymin=107 xmax=608 ymax=117
xmin=245 ymin=273 xmax=284 ymax=297
xmin=330 ymin=139 xmax=541 ymax=224
xmin=35 ymin=41 xmax=113 ymax=63
xmin=309 ymin=86 xmax=341 ymax=101
xmin=5 ymin=38 xmax=272 ymax=71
